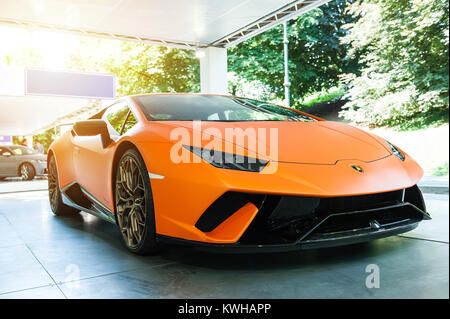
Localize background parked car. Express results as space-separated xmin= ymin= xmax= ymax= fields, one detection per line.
xmin=0 ymin=145 xmax=47 ymax=181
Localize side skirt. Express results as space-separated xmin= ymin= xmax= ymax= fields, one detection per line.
xmin=61 ymin=182 xmax=116 ymax=224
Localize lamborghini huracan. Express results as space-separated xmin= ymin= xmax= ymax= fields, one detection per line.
xmin=47 ymin=94 xmax=430 ymax=254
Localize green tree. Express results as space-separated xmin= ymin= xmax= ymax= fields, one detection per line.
xmin=68 ymin=40 xmax=200 ymax=96
xmin=340 ymin=0 xmax=449 ymax=129
xmin=107 ymin=44 xmax=200 ymax=96
xmin=228 ymin=0 xmax=357 ymax=107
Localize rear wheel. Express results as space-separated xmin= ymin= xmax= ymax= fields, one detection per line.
xmin=115 ymin=149 xmax=159 ymax=255
xmin=20 ymin=163 xmax=35 ymax=181
xmin=48 ymin=156 xmax=79 ymax=216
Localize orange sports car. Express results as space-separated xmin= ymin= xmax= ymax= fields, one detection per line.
xmin=47 ymin=94 xmax=430 ymax=254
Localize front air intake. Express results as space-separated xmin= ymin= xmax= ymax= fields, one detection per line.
xmin=239 ymin=185 xmax=428 ymax=245
xmin=195 ymin=192 xmax=265 ymax=232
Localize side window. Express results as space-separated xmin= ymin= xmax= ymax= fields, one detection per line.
xmin=102 ymin=102 xmax=130 ymax=136
xmin=122 ymin=111 xmax=137 ymax=134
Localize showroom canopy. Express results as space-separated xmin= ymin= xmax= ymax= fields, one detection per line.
xmin=0 ymin=0 xmax=330 ymax=49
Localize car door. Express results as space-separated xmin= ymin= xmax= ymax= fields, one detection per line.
xmin=72 ymin=101 xmax=135 ymax=207
xmin=0 ymin=147 xmax=18 ymax=177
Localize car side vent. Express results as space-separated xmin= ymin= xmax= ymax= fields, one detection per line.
xmin=195 ymin=192 xmax=264 ymax=232
xmin=64 ymin=183 xmax=91 ymax=209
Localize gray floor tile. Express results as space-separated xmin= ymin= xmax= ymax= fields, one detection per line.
xmin=0 ymin=244 xmax=54 ymax=294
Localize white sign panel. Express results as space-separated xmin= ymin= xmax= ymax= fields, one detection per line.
xmin=25 ymin=68 xmax=116 ymax=99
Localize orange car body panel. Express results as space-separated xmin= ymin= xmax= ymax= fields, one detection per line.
xmin=49 ymin=94 xmax=424 ymax=244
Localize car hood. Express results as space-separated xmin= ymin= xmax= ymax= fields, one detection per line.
xmin=171 ymin=121 xmax=391 ymax=164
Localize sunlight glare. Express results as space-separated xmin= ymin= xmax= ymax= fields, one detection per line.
xmin=0 ymin=25 xmax=79 ymax=69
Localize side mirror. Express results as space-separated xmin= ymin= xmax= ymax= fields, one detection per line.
xmin=72 ymin=120 xmax=112 ymax=148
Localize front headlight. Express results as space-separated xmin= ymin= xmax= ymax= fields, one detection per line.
xmin=184 ymin=145 xmax=268 ymax=172
xmin=386 ymin=141 xmax=405 ymax=161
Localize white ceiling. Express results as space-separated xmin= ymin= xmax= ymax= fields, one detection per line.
xmin=0 ymin=0 xmax=329 ymax=48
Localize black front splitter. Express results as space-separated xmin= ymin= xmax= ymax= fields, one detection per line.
xmin=156 ymin=221 xmax=419 ymax=254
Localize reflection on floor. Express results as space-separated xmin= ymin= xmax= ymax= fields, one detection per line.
xmin=0 ymin=190 xmax=448 ymax=299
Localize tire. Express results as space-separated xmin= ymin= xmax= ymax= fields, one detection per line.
xmin=20 ymin=163 xmax=35 ymax=181
xmin=48 ymin=156 xmax=79 ymax=216
xmin=115 ymin=148 xmax=160 ymax=255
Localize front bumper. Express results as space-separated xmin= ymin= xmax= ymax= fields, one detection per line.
xmin=157 ymin=185 xmax=430 ymax=253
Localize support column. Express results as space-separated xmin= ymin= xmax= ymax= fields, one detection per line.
xmin=283 ymin=21 xmax=291 ymax=107
xmin=199 ymin=47 xmax=228 ymax=94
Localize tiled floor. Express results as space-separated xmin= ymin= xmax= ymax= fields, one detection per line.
xmin=0 ymin=190 xmax=448 ymax=299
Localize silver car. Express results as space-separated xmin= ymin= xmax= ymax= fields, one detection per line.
xmin=0 ymin=145 xmax=47 ymax=181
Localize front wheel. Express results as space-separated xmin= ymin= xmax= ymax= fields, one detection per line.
xmin=115 ymin=149 xmax=159 ymax=255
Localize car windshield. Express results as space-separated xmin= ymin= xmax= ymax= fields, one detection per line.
xmin=9 ymin=146 xmax=36 ymax=155
xmin=133 ymin=95 xmax=316 ymax=122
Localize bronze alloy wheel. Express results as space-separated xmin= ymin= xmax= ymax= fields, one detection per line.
xmin=115 ymin=149 xmax=159 ymax=254
xmin=116 ymin=153 xmax=148 ymax=249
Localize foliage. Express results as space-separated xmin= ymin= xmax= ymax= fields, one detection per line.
xmin=300 ymin=86 xmax=346 ymax=108
xmin=12 ymin=136 xmax=26 ymax=147
xmin=340 ymin=0 xmax=449 ymax=129
xmin=68 ymin=40 xmax=200 ymax=96
xmin=228 ymin=72 xmax=279 ymax=102
xmin=104 ymin=44 xmax=200 ymax=96
xmin=228 ymin=0 xmax=357 ymax=108
xmin=432 ymin=161 xmax=449 ymax=176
